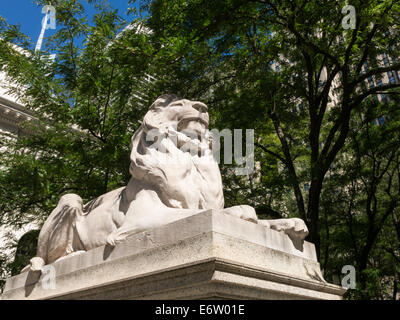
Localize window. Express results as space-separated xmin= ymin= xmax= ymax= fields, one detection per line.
xmin=381 ymin=94 xmax=388 ymax=103
xmin=382 ymin=53 xmax=390 ymax=66
xmin=378 ymin=116 xmax=385 ymax=125
xmin=363 ymin=61 xmax=368 ymax=71
xmin=388 ymin=71 xmax=396 ymax=84
xmin=367 ymin=76 xmax=375 ymax=88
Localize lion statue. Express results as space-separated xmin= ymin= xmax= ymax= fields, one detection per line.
xmin=24 ymin=94 xmax=308 ymax=272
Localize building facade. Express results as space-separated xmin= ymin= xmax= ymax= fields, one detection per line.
xmin=0 ymin=69 xmax=38 ymax=273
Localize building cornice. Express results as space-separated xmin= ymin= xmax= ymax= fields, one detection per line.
xmin=0 ymin=97 xmax=35 ymax=123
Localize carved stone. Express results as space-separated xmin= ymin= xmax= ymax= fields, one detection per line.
xmin=1 ymin=210 xmax=346 ymax=300
xmin=22 ymin=94 xmax=309 ymax=273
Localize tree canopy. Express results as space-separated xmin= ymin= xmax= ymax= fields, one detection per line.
xmin=1 ymin=0 xmax=400 ymax=299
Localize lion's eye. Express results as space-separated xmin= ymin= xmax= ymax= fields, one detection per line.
xmin=169 ymin=102 xmax=183 ymax=107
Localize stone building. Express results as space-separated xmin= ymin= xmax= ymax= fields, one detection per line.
xmin=0 ymin=68 xmax=38 ymax=275
xmin=0 ymin=70 xmax=34 ymax=137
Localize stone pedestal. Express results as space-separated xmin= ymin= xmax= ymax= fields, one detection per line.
xmin=1 ymin=210 xmax=345 ymax=300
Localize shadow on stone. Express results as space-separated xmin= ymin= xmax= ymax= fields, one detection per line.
xmin=304 ymin=262 xmax=326 ymax=282
xmin=288 ymin=234 xmax=304 ymax=252
xmin=24 ymin=270 xmax=41 ymax=297
xmin=103 ymin=244 xmax=115 ymax=260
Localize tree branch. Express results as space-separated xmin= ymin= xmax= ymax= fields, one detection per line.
xmin=255 ymin=142 xmax=285 ymax=163
xmin=350 ymin=83 xmax=400 ymax=108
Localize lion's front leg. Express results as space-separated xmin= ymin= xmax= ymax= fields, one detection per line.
xmin=106 ymin=223 xmax=145 ymax=246
xmin=106 ymin=189 xmax=164 ymax=246
xmin=105 ymin=206 xmax=206 ymax=246
xmin=221 ymin=205 xmax=258 ymax=223
xmin=106 ymin=189 xmax=208 ymax=246
xmin=258 ymin=218 xmax=309 ymax=240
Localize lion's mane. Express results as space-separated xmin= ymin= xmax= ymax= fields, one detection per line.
xmin=128 ymin=94 xmax=224 ymax=210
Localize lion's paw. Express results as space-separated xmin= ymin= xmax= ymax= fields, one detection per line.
xmin=106 ymin=232 xmax=126 ymax=247
xmin=267 ymin=218 xmax=309 ymax=240
xmin=23 ymin=257 xmax=46 ymax=273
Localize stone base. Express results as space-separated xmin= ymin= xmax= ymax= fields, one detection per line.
xmin=1 ymin=210 xmax=345 ymax=300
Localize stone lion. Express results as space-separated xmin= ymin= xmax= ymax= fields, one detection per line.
xmin=24 ymin=94 xmax=308 ymax=272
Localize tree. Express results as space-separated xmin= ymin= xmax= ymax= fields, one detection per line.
xmin=0 ymin=0 xmax=160 ymax=286
xmin=1 ymin=0 xmax=400 ymax=299
xmin=319 ymin=95 xmax=400 ymax=299
xmin=140 ymin=0 xmax=400 ymax=260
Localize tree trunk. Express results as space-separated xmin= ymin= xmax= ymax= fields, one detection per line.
xmin=306 ymin=177 xmax=323 ymax=260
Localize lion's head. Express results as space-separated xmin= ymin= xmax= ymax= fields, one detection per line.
xmin=141 ymin=94 xmax=209 ymax=136
xmin=128 ymin=94 xmax=224 ymax=210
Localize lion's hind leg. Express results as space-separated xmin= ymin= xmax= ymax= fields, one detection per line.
xmin=23 ymin=194 xmax=85 ymax=273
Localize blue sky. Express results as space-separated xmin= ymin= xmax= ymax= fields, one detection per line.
xmin=0 ymin=0 xmax=137 ymax=48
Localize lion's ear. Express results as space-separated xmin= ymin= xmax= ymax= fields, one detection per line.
xmin=142 ymin=94 xmax=179 ymax=131
xmin=142 ymin=108 xmax=161 ymax=131
xmin=155 ymin=94 xmax=179 ymax=105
